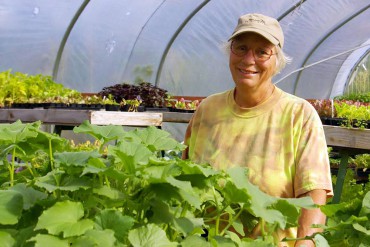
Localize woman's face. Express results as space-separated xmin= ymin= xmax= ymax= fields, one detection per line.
xmin=229 ymin=33 xmax=277 ymax=91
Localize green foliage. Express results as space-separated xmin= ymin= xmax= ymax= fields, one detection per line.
xmin=323 ymin=170 xmax=370 ymax=246
xmin=335 ymin=92 xmax=370 ymax=103
xmin=0 ymin=121 xmax=321 ymax=246
xmin=0 ymin=70 xmax=122 ymax=107
xmin=334 ymin=101 xmax=370 ymax=128
xmin=352 ymin=154 xmax=370 ymax=169
xmin=0 ymin=70 xmax=83 ymax=106
xmin=344 ymin=66 xmax=370 ymax=96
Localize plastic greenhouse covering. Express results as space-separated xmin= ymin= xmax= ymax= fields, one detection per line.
xmin=0 ymin=0 xmax=369 ymax=100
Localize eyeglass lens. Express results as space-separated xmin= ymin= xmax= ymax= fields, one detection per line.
xmin=231 ymin=42 xmax=273 ymax=61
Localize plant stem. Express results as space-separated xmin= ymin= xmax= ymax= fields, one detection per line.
xmin=212 ymin=187 xmax=221 ymax=235
xmin=9 ymin=148 xmax=16 ymax=187
xmin=180 ymin=202 xmax=189 ymax=218
xmin=219 ymin=207 xmax=244 ymax=236
xmin=48 ymin=139 xmax=54 ymax=170
xmin=99 ymin=141 xmax=107 ymax=154
xmin=260 ymin=218 xmax=266 ymax=239
xmin=26 ymin=161 xmax=35 ymax=177
xmin=104 ymin=175 xmax=110 ymax=188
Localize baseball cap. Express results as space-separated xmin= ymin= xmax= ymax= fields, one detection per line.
xmin=229 ymin=13 xmax=284 ymax=48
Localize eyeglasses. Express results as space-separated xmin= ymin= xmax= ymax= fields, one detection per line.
xmin=230 ymin=41 xmax=275 ymax=62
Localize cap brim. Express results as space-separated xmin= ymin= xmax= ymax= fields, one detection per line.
xmin=228 ymin=28 xmax=280 ymax=46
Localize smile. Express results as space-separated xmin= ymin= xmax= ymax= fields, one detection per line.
xmin=239 ymin=69 xmax=258 ymax=74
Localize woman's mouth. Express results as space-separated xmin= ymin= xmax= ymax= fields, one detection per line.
xmin=239 ymin=68 xmax=258 ymax=74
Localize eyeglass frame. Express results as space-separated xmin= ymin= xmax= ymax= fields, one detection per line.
xmin=230 ymin=41 xmax=276 ymax=62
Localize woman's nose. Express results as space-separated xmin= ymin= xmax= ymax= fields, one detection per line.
xmin=241 ymin=49 xmax=256 ymax=62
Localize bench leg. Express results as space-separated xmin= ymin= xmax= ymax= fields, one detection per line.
xmin=332 ymin=150 xmax=349 ymax=204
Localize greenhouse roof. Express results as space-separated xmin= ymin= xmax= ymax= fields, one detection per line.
xmin=0 ymin=0 xmax=369 ymax=99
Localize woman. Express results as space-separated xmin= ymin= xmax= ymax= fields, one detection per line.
xmin=182 ymin=13 xmax=333 ymax=247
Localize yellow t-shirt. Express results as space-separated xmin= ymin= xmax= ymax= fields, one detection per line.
xmin=184 ymin=86 xmax=333 ymax=246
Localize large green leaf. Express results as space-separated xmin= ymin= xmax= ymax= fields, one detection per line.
xmin=130 ymin=126 xmax=186 ymax=152
xmin=72 ymin=229 xmax=117 ymax=247
xmin=0 ymin=190 xmax=23 ymax=225
xmin=173 ymin=217 xmax=204 ymax=236
xmin=226 ymin=167 xmax=286 ymax=228
xmin=166 ymin=176 xmax=202 ymax=209
xmin=313 ymin=234 xmax=330 ymax=247
xmin=321 ymin=198 xmax=362 ymax=217
xmin=144 ymin=164 xmax=182 ymax=183
xmin=360 ymin=191 xmax=370 ymax=216
xmin=210 ymin=235 xmax=236 ymax=246
xmin=81 ymin=157 xmax=108 ymax=176
xmin=149 ymin=199 xmax=175 ymax=224
xmin=93 ymin=186 xmax=126 ymax=200
xmin=223 ymin=181 xmax=251 ymax=204
xmin=0 ymin=230 xmax=15 ymax=247
xmin=35 ymin=170 xmax=91 ymax=192
xmin=28 ymin=234 xmax=69 ymax=247
xmin=54 ymin=151 xmax=100 ymax=167
xmin=102 ymin=166 xmax=129 ymax=181
xmin=13 ymin=226 xmax=35 ymax=247
xmin=324 ymin=215 xmax=368 ymax=231
xmin=0 ymin=120 xmax=40 ymax=144
xmin=9 ymin=183 xmax=47 ymax=210
xmin=109 ymin=141 xmax=152 ymax=173
xmin=73 ymin=120 xmax=126 ymax=142
xmin=178 ymin=160 xmax=218 ymax=177
xmin=128 ymin=224 xmax=177 ymax=247
xmin=149 ymin=197 xmax=204 ymax=237
xmin=0 ymin=144 xmax=26 ymax=160
xmin=181 ymin=235 xmax=211 ymax=247
xmin=35 ymin=200 xmax=94 ymax=237
xmin=95 ymin=209 xmax=135 ymax=242
xmin=271 ymin=199 xmax=313 ymax=228
xmin=18 ymin=128 xmax=68 ymax=155
xmin=353 ymin=223 xmax=370 ymax=235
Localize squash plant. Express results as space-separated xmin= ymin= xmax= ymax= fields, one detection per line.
xmin=320 ymin=170 xmax=370 ymax=246
xmin=0 ymin=121 xmax=323 ymax=247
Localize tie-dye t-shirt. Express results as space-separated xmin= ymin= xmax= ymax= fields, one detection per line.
xmin=183 ymin=86 xmax=333 ymax=245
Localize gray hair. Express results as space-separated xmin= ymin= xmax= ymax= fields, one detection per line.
xmin=222 ymin=41 xmax=292 ymax=76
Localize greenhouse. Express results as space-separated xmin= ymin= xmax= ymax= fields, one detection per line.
xmin=0 ymin=1 xmax=369 ymax=246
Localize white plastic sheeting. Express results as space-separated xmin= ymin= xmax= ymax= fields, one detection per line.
xmin=0 ymin=0 xmax=369 ymax=98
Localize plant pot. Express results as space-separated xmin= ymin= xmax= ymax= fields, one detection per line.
xmin=44 ymin=103 xmax=69 ymax=109
xmin=145 ymin=107 xmax=170 ymax=112
xmin=105 ymin=104 xmax=120 ymax=111
xmin=169 ymin=108 xmax=195 ymax=113
xmin=12 ymin=103 xmax=29 ymax=109
xmin=356 ymin=168 xmax=369 ymax=182
xmin=121 ymin=105 xmax=145 ymax=112
xmin=321 ymin=117 xmax=346 ymax=127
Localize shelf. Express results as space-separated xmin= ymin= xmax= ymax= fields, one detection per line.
xmin=0 ymin=108 xmax=162 ymax=126
xmin=324 ymin=125 xmax=370 ymax=151
xmin=0 ymin=108 xmax=369 ymax=151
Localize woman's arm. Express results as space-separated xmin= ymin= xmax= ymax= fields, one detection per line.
xmin=295 ymin=189 xmax=327 ymax=247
